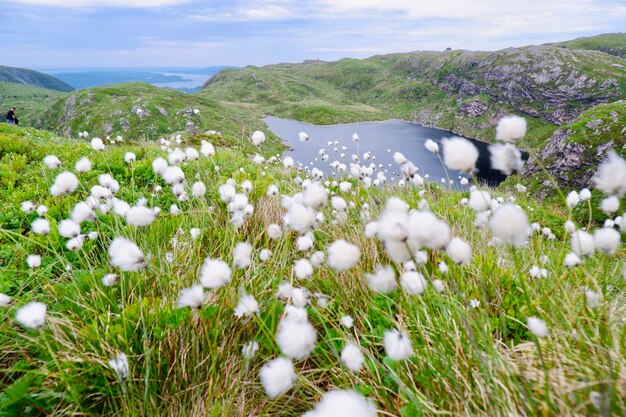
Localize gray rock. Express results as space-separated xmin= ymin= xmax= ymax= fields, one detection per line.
xmin=459 ymin=100 xmax=488 ymax=117
xmin=585 ymin=119 xmax=603 ymax=129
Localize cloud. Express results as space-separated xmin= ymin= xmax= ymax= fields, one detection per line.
xmin=7 ymin=0 xmax=190 ymax=8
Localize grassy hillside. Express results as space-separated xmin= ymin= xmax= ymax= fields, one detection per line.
xmin=200 ymin=45 xmax=625 ymax=151
xmin=32 ymin=82 xmax=281 ymax=152
xmin=550 ymin=33 xmax=626 ymax=58
xmin=0 ymin=82 xmax=65 ymax=126
xmin=0 ymin=122 xmax=624 ymax=416
xmin=0 ymin=66 xmax=74 ymax=93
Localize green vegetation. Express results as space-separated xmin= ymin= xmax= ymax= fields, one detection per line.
xmin=551 ymin=33 xmax=626 ymax=58
xmin=0 ymin=82 xmax=65 ymax=126
xmin=0 ymin=66 xmax=74 ymax=93
xmin=0 ymin=122 xmax=624 ymax=416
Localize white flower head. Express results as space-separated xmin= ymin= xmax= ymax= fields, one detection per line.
xmin=108 ymin=353 xmax=129 ymax=380
xmin=400 ymin=271 xmax=427 ymax=295
xmin=327 ymin=240 xmax=360 ymax=272
xmin=31 ymin=218 xmax=50 ymax=235
xmin=50 ymin=171 xmax=79 ymax=196
xmin=178 ymin=284 xmax=205 ymax=308
xmin=571 ymin=230 xmax=595 ymax=257
xmin=442 ymin=137 xmax=479 ymax=174
xmin=250 ymin=130 xmax=266 ymax=146
xmin=495 ymin=115 xmax=527 ymax=142
xmin=526 ymin=317 xmax=548 ymax=338
xmin=366 ymin=265 xmax=397 ymax=293
xmin=489 ymin=143 xmax=523 ymax=175
xmin=102 ymin=273 xmax=118 ymax=286
xmin=259 ymin=357 xmax=296 ymax=398
xmin=43 ymin=155 xmax=61 ymax=169
xmin=242 ymin=341 xmax=259 ymax=360
xmin=108 ymin=237 xmax=146 ymax=271
xmin=199 ymin=259 xmax=232 ymax=289
xmin=15 ymin=302 xmax=47 ymax=329
xmin=303 ymin=390 xmax=377 ymax=417
xmin=234 ymin=292 xmax=259 ymax=318
xmin=276 ymin=306 xmax=317 ymax=359
xmin=27 ymin=254 xmax=41 ymax=269
xmin=424 ymin=139 xmax=439 ymax=154
xmin=446 ymin=237 xmax=471 ymax=265
xmin=384 ymin=329 xmax=413 ymax=360
xmin=593 ymin=228 xmax=620 ymax=255
xmin=593 ymin=152 xmax=626 ymax=196
xmin=233 ymin=242 xmax=252 ymax=269
xmin=490 ymin=204 xmax=530 ymax=246
xmin=341 ymin=344 xmax=364 ymax=372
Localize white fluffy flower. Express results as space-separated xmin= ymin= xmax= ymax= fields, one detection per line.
xmin=276 ymin=306 xmax=317 ymax=359
xmin=303 ymin=390 xmax=377 ymax=417
xmin=585 ymin=290 xmax=602 ymax=309
xmin=580 ymin=188 xmax=591 ymax=201
xmin=242 ymin=340 xmax=259 ymax=360
xmin=294 ymin=259 xmax=314 ymax=279
xmin=365 ymin=265 xmax=397 ymax=293
xmin=58 ymin=219 xmax=80 ymax=238
xmin=234 ymin=293 xmax=259 ymax=318
xmin=393 ymin=152 xmax=408 ymax=164
xmin=303 ymin=182 xmax=328 ymax=209
xmin=27 ymin=254 xmax=41 ymax=269
xmin=400 ymin=271 xmax=427 ymax=295
xmin=327 ymin=240 xmax=360 ymax=272
xmin=526 ymin=317 xmax=548 ymax=338
xmin=297 ymin=234 xmax=314 ymax=251
xmin=250 ymin=130 xmax=266 ymax=145
xmin=199 ymin=259 xmax=232 ymax=288
xmin=600 ymin=196 xmax=620 ymax=214
xmin=267 ymin=224 xmax=283 ymax=240
xmin=284 ymin=203 xmax=316 ymax=233
xmin=124 ymin=152 xmax=136 ymax=163
xmin=593 ymin=152 xmax=626 ymax=196
xmin=341 ymin=344 xmax=364 ymax=372
xmin=102 ymin=273 xmax=118 ymax=286
xmin=341 ymin=315 xmax=354 ymax=328
xmin=490 ymin=204 xmax=530 ymax=246
xmin=192 ymin=181 xmax=206 ymax=198
xmin=20 ymin=201 xmax=35 ymax=213
xmin=71 ymin=201 xmax=96 ymax=223
xmin=310 ymin=251 xmax=325 ymax=267
xmin=200 ymin=140 xmax=215 ymax=157
xmin=90 ymin=137 xmax=105 ymax=151
xmin=496 ymin=115 xmax=527 ymax=142
xmin=43 ymin=155 xmax=61 ymax=169
xmin=31 ymin=218 xmax=50 ymax=235
xmin=125 ymin=206 xmax=156 ymax=227
xmin=446 ymin=237 xmax=471 ymax=265
xmin=571 ymin=230 xmax=595 ymax=257
xmin=566 ymin=191 xmax=580 ymax=208
xmin=152 ymin=157 xmax=168 ymax=175
xmin=593 ymin=228 xmax=620 ymax=255
xmin=384 ymin=329 xmax=413 ymax=360
xmin=489 ymin=143 xmax=523 ymax=175
xmin=162 ymin=166 xmax=184 ymax=184
xmin=283 ymin=156 xmax=294 ymax=168
xmin=424 ymin=139 xmax=439 ymax=154
xmin=233 ymin=242 xmax=252 ymax=269
xmin=529 ymin=265 xmax=548 ymax=279
xmin=564 ymin=252 xmax=582 ymax=267
xmin=108 ymin=353 xmax=129 ymax=380
xmin=259 ymin=357 xmax=296 ymax=398
xmin=178 ymin=284 xmax=204 ymax=308
xmin=407 ymin=210 xmax=451 ymax=250
xmin=50 ymin=171 xmax=79 ymax=196
xmin=108 ymin=237 xmax=146 ymax=271
xmin=469 ymin=190 xmax=491 ymax=212
xmin=442 ymin=137 xmax=479 ymax=173
xmin=75 ymin=156 xmax=92 ymax=173
xmin=15 ymin=302 xmax=47 ymax=329
xmin=0 ymin=293 xmax=11 ymax=307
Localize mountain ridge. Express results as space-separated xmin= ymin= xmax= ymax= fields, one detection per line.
xmin=0 ymin=65 xmax=74 ymax=92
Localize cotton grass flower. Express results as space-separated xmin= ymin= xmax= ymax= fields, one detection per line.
xmin=259 ymin=357 xmax=296 ymax=398
xmin=593 ymin=152 xmax=626 ymax=196
xmin=384 ymin=329 xmax=413 ymax=360
xmin=108 ymin=353 xmax=129 ymax=380
xmin=341 ymin=343 xmax=364 ymax=372
xmin=234 ymin=292 xmax=259 ymax=318
xmin=108 ymin=237 xmax=146 ymax=271
xmin=162 ymin=166 xmax=184 ymax=184
xmin=58 ymin=219 xmax=80 ymax=238
xmin=446 ymin=237 xmax=471 ymax=265
xmin=294 ymin=259 xmax=314 ymax=279
xmin=125 ymin=206 xmax=156 ymax=227
xmin=102 ymin=273 xmax=118 ymax=286
xmin=489 ymin=143 xmax=523 ymax=175
xmin=27 ymin=254 xmax=41 ymax=269
xmin=124 ymin=152 xmax=136 ymax=163
xmin=15 ymin=302 xmax=47 ymax=329
xmin=31 ymin=218 xmax=50 ymax=235
xmin=233 ymin=242 xmax=252 ymax=269
xmin=442 ymin=137 xmax=478 ymax=173
xmin=90 ymin=137 xmax=105 ymax=151
xmin=490 ymin=204 xmax=530 ymax=246
xmin=250 ymin=130 xmax=266 ymax=145
xmin=424 ymin=139 xmax=439 ymax=154
xmin=566 ymin=191 xmax=580 ymax=208
xmin=571 ymin=230 xmax=595 ymax=257
xmin=400 ymin=271 xmax=427 ymax=295
xmin=469 ymin=190 xmax=491 ymax=211
xmin=0 ymin=293 xmax=11 ymax=307
xmin=178 ymin=284 xmax=204 ymax=309
xmin=152 ymin=157 xmax=168 ymax=175
xmin=303 ymin=390 xmax=377 ymax=417
xmin=600 ymin=196 xmax=620 ymax=214
xmin=50 ymin=171 xmax=79 ymax=196
xmin=564 ymin=252 xmax=582 ymax=267
xmin=526 ymin=317 xmax=548 ymax=338
xmin=276 ymin=306 xmax=317 ymax=359
xmin=327 ymin=240 xmax=360 ymax=272
xmin=284 ymin=203 xmax=316 ymax=233
xmin=365 ymin=265 xmax=397 ymax=293
xmin=75 ymin=156 xmax=92 ymax=173
xmin=496 ymin=115 xmax=527 ymax=142
xmin=199 ymin=259 xmax=231 ymax=289
xmin=593 ymin=228 xmax=620 ymax=255
xmin=341 ymin=315 xmax=354 ymax=328
xmin=43 ymin=155 xmax=61 ymax=169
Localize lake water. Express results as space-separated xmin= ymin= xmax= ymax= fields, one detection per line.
xmin=264 ymin=116 xmax=508 ymax=188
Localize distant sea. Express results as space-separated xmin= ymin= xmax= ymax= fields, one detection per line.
xmin=37 ymin=66 xmax=236 ymax=93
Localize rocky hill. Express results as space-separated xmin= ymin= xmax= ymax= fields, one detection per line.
xmin=200 ymin=38 xmax=625 ymax=150
xmin=0 ymin=65 xmax=74 ymax=92
xmin=549 ymin=33 xmax=626 ymax=58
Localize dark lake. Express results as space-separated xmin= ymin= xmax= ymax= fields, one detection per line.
xmin=264 ymin=116 xmax=508 ymax=188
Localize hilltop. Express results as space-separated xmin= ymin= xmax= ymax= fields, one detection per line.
xmin=200 ymin=42 xmax=625 ymax=150
xmin=0 ymin=65 xmax=74 ymax=92
xmin=549 ymin=33 xmax=626 ymax=58
xmin=0 ymin=82 xmax=65 ymax=125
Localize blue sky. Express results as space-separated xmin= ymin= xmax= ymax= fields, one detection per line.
xmin=1 ymin=0 xmax=625 ymax=69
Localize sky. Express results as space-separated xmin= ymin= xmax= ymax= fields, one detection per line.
xmin=1 ymin=0 xmax=625 ymax=69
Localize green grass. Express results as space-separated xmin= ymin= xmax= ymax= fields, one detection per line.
xmin=0 ymin=82 xmax=66 ymax=127
xmin=550 ymin=33 xmax=626 ymax=58
xmin=0 ymin=123 xmax=624 ymax=416
xmin=0 ymin=65 xmax=74 ymax=93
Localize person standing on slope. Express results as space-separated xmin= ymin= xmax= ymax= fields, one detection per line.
xmin=6 ymin=107 xmax=18 ymax=125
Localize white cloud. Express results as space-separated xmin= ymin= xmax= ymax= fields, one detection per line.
xmin=8 ymin=0 xmax=190 ymax=8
